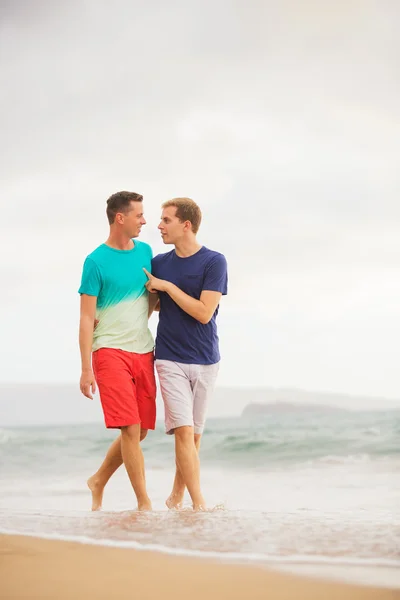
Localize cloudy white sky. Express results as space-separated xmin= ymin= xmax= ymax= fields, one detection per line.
xmin=1 ymin=0 xmax=399 ymax=401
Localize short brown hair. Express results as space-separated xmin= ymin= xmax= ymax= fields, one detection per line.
xmin=106 ymin=191 xmax=143 ymax=225
xmin=162 ymin=197 xmax=202 ymax=234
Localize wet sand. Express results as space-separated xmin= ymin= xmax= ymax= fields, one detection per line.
xmin=0 ymin=534 xmax=398 ymax=599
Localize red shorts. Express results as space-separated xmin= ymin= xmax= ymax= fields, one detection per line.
xmin=92 ymin=348 xmax=156 ymax=430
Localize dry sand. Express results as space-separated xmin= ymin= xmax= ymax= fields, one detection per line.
xmin=0 ymin=534 xmax=398 ymax=599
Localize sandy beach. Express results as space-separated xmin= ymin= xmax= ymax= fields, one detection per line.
xmin=0 ymin=534 xmax=398 ymax=600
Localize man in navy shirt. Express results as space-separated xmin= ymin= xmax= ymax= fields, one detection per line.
xmin=144 ymin=197 xmax=227 ymax=511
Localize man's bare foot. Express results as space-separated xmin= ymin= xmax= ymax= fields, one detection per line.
xmin=166 ymin=493 xmax=184 ymax=510
xmin=87 ymin=476 xmax=104 ymax=511
xmin=192 ymin=494 xmax=207 ymax=511
xmin=137 ymin=499 xmax=152 ymax=511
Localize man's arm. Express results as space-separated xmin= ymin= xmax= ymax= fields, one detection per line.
xmin=144 ymin=269 xmax=221 ymax=324
xmin=148 ymin=291 xmax=160 ymax=317
xmin=79 ymin=294 xmax=97 ymax=399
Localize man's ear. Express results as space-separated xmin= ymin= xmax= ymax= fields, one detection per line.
xmin=115 ymin=212 xmax=124 ymax=225
xmin=183 ymin=220 xmax=192 ymax=232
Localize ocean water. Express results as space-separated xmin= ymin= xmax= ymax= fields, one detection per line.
xmin=0 ymin=410 xmax=399 ymax=587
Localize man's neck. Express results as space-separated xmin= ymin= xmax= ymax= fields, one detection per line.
xmin=174 ymin=237 xmax=201 ymax=258
xmin=105 ymin=231 xmax=134 ymax=250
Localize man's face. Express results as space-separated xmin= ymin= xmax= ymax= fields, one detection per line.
xmin=158 ymin=206 xmax=185 ymax=244
xmin=120 ymin=201 xmax=146 ymax=238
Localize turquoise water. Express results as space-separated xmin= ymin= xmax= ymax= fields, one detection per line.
xmin=1 ymin=410 xmax=398 ymax=472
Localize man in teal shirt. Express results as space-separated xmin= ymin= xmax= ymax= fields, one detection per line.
xmin=78 ymin=191 xmax=156 ymax=511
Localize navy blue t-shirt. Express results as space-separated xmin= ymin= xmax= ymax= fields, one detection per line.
xmin=152 ymin=246 xmax=228 ymax=364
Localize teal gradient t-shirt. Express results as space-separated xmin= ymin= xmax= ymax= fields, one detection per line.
xmin=78 ymin=241 xmax=154 ymax=354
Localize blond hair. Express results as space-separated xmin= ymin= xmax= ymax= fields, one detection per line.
xmin=162 ymin=197 xmax=202 ymax=234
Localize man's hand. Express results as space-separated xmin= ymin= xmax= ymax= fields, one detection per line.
xmin=80 ymin=368 xmax=96 ymax=400
xmin=143 ymin=268 xmax=168 ymax=293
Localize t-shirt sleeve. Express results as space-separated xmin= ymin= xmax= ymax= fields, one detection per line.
xmin=78 ymin=257 xmax=101 ymax=296
xmin=203 ymin=254 xmax=228 ymax=295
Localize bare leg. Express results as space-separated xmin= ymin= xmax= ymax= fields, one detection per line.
xmin=87 ymin=429 xmax=148 ymax=511
xmin=87 ymin=435 xmax=122 ymax=511
xmin=166 ymin=433 xmax=201 ymax=509
xmin=120 ymin=424 xmax=152 ymax=511
xmin=174 ymin=426 xmax=205 ymax=510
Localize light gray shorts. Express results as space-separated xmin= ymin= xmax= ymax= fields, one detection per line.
xmin=155 ymin=360 xmax=220 ymax=435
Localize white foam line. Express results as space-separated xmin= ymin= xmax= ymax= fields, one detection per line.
xmin=1 ymin=527 xmax=399 ymax=570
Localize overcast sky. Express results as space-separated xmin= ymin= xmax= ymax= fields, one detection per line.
xmin=1 ymin=0 xmax=399 ymax=405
